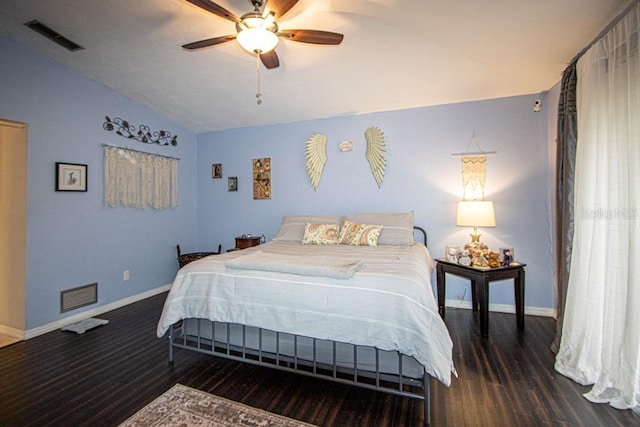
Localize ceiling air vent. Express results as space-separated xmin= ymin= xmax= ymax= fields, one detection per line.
xmin=23 ymin=20 xmax=84 ymax=52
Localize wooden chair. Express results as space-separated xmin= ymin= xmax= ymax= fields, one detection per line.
xmin=176 ymin=243 xmax=222 ymax=268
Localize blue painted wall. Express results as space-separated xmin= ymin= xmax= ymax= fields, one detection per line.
xmin=196 ymin=96 xmax=554 ymax=310
xmin=1 ymin=33 xmax=555 ymax=333
xmin=0 ymin=37 xmax=198 ymax=329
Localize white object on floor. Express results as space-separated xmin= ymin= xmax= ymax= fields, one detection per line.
xmin=61 ymin=318 xmax=108 ymax=334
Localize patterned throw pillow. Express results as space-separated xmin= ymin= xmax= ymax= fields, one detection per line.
xmin=338 ymin=221 xmax=383 ymax=246
xmin=302 ymin=223 xmax=340 ymax=245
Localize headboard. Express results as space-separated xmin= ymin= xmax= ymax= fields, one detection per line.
xmin=413 ymin=226 xmax=427 ymax=246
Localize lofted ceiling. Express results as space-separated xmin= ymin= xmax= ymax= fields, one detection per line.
xmin=0 ymin=0 xmax=633 ymax=133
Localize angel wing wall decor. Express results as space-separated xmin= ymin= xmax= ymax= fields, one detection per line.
xmin=364 ymin=126 xmax=386 ymax=188
xmin=305 ymin=133 xmax=328 ymax=191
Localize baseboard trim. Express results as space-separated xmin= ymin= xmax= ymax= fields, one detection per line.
xmin=445 ymin=299 xmax=555 ymax=318
xmin=0 ymin=324 xmax=26 ymax=340
xmin=23 ymin=284 xmax=171 ymax=340
xmin=12 ymin=289 xmax=552 ymax=340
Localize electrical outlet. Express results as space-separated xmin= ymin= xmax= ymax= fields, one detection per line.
xmin=123 ymin=270 xmax=129 ymax=281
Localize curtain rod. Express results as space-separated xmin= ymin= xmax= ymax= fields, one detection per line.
xmin=101 ymin=143 xmax=180 ymax=161
xmin=567 ymin=0 xmax=639 ymax=67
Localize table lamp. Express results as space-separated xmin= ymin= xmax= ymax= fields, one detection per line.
xmin=456 ymin=200 xmax=496 ymax=250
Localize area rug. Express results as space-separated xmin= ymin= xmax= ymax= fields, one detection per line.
xmin=119 ymin=384 xmax=316 ymax=426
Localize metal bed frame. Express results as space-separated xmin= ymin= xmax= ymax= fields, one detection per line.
xmin=167 ymin=226 xmax=433 ymax=425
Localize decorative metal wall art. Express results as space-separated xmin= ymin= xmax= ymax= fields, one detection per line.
xmin=364 ymin=126 xmax=387 ymax=188
xmin=103 ymin=116 xmax=178 ymax=146
xmin=253 ymin=158 xmax=271 ymax=199
xmin=305 ymin=133 xmax=328 ymax=191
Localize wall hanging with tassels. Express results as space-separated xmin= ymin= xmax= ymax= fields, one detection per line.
xmin=451 ymin=133 xmax=496 ymax=200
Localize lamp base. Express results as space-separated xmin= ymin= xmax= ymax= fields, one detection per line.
xmin=465 ymin=241 xmax=488 ymax=251
xmin=465 ymin=227 xmax=488 ymax=251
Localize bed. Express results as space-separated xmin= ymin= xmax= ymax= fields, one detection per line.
xmin=157 ymin=212 xmax=455 ymax=425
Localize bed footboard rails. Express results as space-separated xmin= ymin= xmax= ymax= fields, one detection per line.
xmin=168 ymin=319 xmax=431 ymax=425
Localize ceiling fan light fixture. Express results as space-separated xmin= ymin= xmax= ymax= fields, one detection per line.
xmin=236 ymin=12 xmax=279 ymax=54
xmin=237 ymin=27 xmax=279 ymax=53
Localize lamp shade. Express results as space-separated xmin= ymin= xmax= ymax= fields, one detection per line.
xmin=456 ymin=201 xmax=496 ymax=227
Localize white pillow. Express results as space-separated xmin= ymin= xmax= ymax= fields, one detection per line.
xmin=343 ymin=211 xmax=415 ymax=246
xmin=273 ymin=215 xmax=342 ymax=243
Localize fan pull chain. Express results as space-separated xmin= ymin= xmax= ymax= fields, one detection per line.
xmin=256 ymin=53 xmax=263 ymax=105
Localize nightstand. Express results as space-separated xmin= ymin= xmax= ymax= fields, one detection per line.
xmin=234 ymin=236 xmax=261 ymax=250
xmin=435 ymin=259 xmax=526 ymax=338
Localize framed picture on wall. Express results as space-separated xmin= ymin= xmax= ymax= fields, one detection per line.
xmin=55 ymin=162 xmax=87 ymax=192
xmin=228 ymin=176 xmax=238 ymax=192
xmin=252 ymin=157 xmax=271 ymax=199
xmin=212 ymin=163 xmax=222 ymax=179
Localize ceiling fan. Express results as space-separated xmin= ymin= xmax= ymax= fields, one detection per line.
xmin=182 ymin=0 xmax=344 ymax=69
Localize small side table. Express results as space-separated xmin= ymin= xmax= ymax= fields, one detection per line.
xmin=234 ymin=236 xmax=261 ymax=250
xmin=435 ymin=259 xmax=526 ymax=338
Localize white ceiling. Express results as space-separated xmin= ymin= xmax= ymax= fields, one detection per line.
xmin=0 ymin=0 xmax=633 ymax=133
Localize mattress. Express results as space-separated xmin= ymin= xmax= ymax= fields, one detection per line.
xmin=157 ymin=240 xmax=455 ymax=386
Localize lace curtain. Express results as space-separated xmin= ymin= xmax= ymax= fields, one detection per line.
xmin=554 ymin=2 xmax=639 ymax=411
xmin=104 ymin=146 xmax=178 ymax=209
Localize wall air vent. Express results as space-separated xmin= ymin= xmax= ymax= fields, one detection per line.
xmin=23 ymin=20 xmax=84 ymax=52
xmin=60 ymin=283 xmax=97 ymax=313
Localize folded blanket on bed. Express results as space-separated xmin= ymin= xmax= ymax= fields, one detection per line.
xmin=225 ymin=250 xmax=365 ymax=279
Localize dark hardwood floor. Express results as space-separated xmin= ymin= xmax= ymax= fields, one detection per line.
xmin=1 ymin=292 xmax=638 ymax=426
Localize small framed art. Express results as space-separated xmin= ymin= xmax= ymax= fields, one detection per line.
xmin=212 ymin=163 xmax=222 ymax=179
xmin=56 ymin=162 xmax=87 ymax=192
xmin=253 ymin=157 xmax=271 ymax=200
xmin=499 ymin=247 xmax=515 ymax=266
xmin=445 ymin=246 xmax=460 ymax=263
xmin=228 ymin=176 xmax=238 ymax=192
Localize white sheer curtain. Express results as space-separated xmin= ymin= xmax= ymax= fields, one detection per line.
xmin=554 ymin=3 xmax=639 ymax=411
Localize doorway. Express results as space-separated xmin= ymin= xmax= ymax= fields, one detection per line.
xmin=0 ymin=118 xmax=28 ymax=343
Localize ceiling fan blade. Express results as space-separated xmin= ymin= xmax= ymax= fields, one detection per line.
xmin=185 ymin=0 xmax=239 ymax=22
xmin=264 ymin=0 xmax=299 ymax=19
xmin=279 ymin=30 xmax=344 ymax=45
xmin=260 ymin=50 xmax=280 ymax=69
xmin=182 ymin=35 xmax=236 ymax=50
